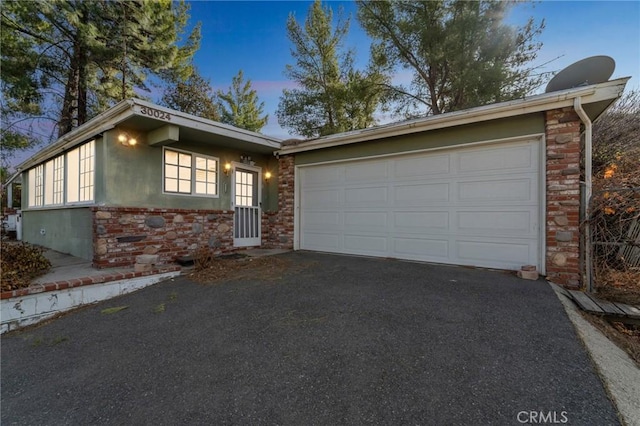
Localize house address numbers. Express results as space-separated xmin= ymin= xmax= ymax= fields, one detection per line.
xmin=140 ymin=105 xmax=171 ymax=120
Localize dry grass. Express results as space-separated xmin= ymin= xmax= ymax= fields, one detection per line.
xmin=188 ymin=254 xmax=316 ymax=285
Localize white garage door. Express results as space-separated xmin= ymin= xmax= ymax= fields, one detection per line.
xmin=298 ymin=139 xmax=541 ymax=271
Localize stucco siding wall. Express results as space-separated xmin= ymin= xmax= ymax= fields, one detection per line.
xmin=295 ymin=114 xmax=544 ymax=165
xmin=102 ymin=130 xmax=279 ymax=211
xmin=22 ymin=208 xmax=93 ymax=260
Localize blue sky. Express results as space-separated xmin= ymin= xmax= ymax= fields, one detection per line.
xmin=182 ymin=0 xmax=640 ymax=139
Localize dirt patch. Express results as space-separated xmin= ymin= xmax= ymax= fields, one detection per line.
xmin=582 ymin=312 xmax=640 ymax=368
xmin=188 ymin=255 xmax=316 ymax=284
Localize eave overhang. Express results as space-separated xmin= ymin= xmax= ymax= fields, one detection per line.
xmin=14 ymin=99 xmax=282 ymax=173
xmin=278 ymin=77 xmax=630 ymax=155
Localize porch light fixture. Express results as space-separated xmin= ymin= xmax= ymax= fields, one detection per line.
xmin=118 ymin=132 xmax=137 ymax=147
xmin=264 ymin=171 xmax=272 ymax=183
xmin=223 ymin=162 xmax=232 ymax=176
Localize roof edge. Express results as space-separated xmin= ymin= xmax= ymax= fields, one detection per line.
xmin=278 ymin=77 xmax=630 ymax=155
xmin=15 ymin=98 xmax=283 ymax=173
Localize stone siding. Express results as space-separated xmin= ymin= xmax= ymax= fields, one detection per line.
xmin=262 ymin=156 xmax=295 ymax=249
xmin=544 ymin=107 xmax=582 ymax=288
xmin=92 ymin=207 xmax=235 ymax=268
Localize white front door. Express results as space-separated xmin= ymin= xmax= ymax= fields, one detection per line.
xmin=232 ymin=164 xmax=261 ymax=247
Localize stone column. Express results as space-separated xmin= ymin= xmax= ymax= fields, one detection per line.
xmin=545 ymin=107 xmax=582 ymax=288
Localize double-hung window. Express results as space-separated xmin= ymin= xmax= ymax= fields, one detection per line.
xmin=28 ymin=164 xmax=44 ymax=207
xmin=164 ymin=148 xmax=218 ymax=196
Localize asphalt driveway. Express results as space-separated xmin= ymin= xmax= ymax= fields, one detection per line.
xmin=1 ymin=252 xmax=619 ymax=425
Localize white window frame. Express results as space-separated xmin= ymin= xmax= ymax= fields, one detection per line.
xmin=25 ymin=141 xmax=94 ymax=209
xmin=28 ymin=164 xmax=44 ymax=207
xmin=163 ymin=147 xmax=219 ymax=198
xmin=66 ymin=140 xmax=95 ymax=205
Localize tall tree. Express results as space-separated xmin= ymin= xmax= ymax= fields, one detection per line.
xmin=356 ymin=0 xmax=546 ymax=117
xmin=216 ymin=70 xmax=268 ymax=132
xmin=161 ymin=67 xmax=219 ymax=121
xmin=1 ymin=0 xmax=200 ymax=140
xmin=277 ymin=0 xmax=387 ymax=137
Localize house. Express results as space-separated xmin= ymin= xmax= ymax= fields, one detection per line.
xmin=14 ymin=99 xmax=287 ymax=268
xmin=15 ymin=77 xmax=629 ymax=287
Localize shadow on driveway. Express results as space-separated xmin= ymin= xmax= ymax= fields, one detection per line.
xmin=1 ymin=252 xmax=619 ymax=425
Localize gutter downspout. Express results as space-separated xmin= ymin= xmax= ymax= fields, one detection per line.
xmin=574 ymin=97 xmax=593 ymax=292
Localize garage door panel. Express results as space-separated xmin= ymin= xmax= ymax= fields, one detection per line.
xmin=394 ymin=183 xmax=450 ymax=204
xmin=393 ymin=237 xmax=449 ymax=258
xmin=302 ymin=211 xmax=341 ymax=229
xmin=458 ymin=179 xmax=533 ymax=202
xmin=345 ymin=186 xmax=388 ymax=206
xmin=304 ymin=189 xmax=341 ymax=209
xmin=304 ymin=166 xmax=344 ymax=186
xmin=394 ymin=211 xmax=449 ymax=232
xmin=344 ymin=234 xmax=388 ymax=253
xmin=345 ymin=161 xmax=389 ymax=182
xmin=457 ymin=211 xmax=533 ymax=235
xmin=301 ymin=232 xmax=341 ymax=251
xmin=394 ymin=154 xmax=450 ymax=177
xmin=345 ymin=211 xmax=387 ymax=229
xmin=456 ymin=240 xmax=534 ymax=266
xmin=458 ymin=144 xmax=534 ymax=173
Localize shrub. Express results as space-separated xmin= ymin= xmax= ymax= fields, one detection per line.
xmin=1 ymin=243 xmax=52 ymax=292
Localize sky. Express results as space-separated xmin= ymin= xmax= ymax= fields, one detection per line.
xmin=7 ymin=0 xmax=640 ymax=169
xmin=182 ymin=0 xmax=640 ymax=139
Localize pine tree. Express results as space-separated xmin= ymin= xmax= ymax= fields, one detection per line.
xmin=216 ymin=70 xmax=268 ymax=133
xmin=1 ymin=0 xmax=200 ymax=140
xmin=161 ymin=68 xmax=219 ymax=121
xmin=356 ymin=0 xmax=546 ymax=117
xmin=276 ymin=0 xmax=387 ymax=137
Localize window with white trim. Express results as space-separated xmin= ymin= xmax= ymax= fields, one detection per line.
xmin=164 ymin=148 xmax=218 ymax=196
xmin=28 ymin=164 xmax=44 ymax=207
xmin=195 ymin=156 xmax=218 ymax=196
xmin=52 ymin=155 xmax=65 ymax=204
xmin=44 ymin=156 xmax=64 ymax=205
xmin=26 ymin=141 xmax=94 ymax=208
xmin=67 ymin=140 xmax=94 ymax=203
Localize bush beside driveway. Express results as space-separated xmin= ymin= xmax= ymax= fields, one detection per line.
xmin=1 ymin=252 xmax=619 ymax=425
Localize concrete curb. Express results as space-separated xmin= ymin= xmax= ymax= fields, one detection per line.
xmin=550 ymin=282 xmax=640 ymax=426
xmin=1 ymin=271 xmax=180 ymax=334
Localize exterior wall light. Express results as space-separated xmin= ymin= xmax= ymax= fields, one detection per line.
xmin=264 ymin=171 xmax=272 ymax=183
xmin=223 ymin=162 xmax=232 ymax=176
xmin=118 ymin=132 xmax=137 ymax=147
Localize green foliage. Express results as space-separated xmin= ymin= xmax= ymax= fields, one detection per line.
xmin=1 ymin=0 xmax=201 ymax=140
xmin=161 ymin=67 xmax=219 ymax=121
xmin=1 ymin=243 xmax=52 ymax=291
xmin=216 ymin=70 xmax=268 ymax=132
xmin=277 ymin=0 xmax=387 ymax=137
xmin=357 ymin=0 xmax=546 ymax=117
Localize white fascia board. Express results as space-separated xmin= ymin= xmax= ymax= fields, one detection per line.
xmin=15 ymin=99 xmax=134 ymax=172
xmin=130 ymin=99 xmax=282 ymax=149
xmin=279 ymin=77 xmax=630 ymax=155
xmin=15 ymin=98 xmax=283 ymax=173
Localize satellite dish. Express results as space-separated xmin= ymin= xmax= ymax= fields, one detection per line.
xmin=545 ymin=56 xmax=615 ymax=93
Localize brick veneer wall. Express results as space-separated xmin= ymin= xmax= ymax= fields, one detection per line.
xmin=262 ymin=155 xmax=295 ymax=249
xmin=545 ymin=107 xmax=582 ymax=288
xmin=92 ymin=207 xmax=235 ymax=268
